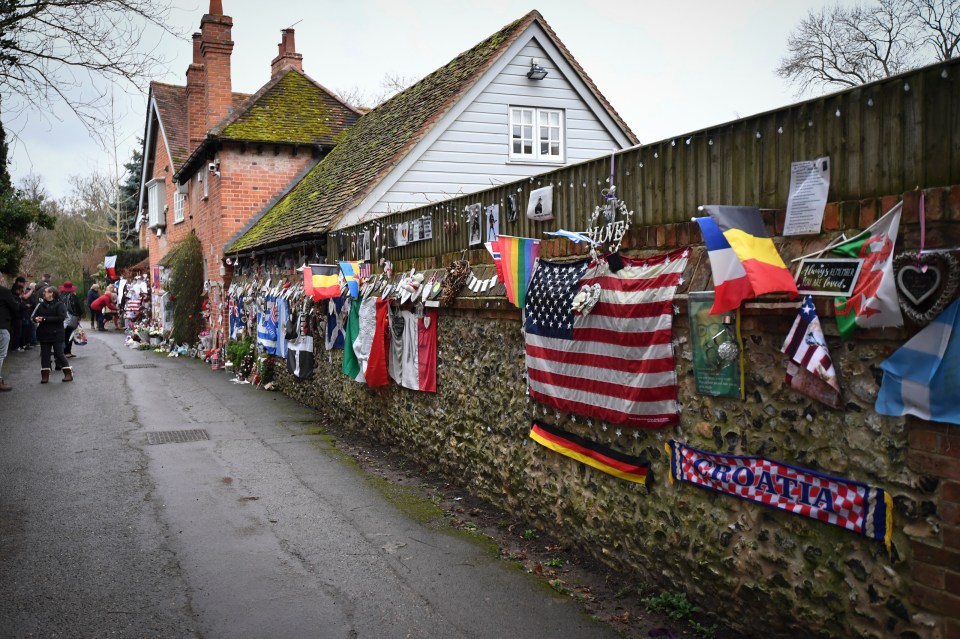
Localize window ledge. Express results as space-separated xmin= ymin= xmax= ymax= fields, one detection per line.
xmin=506 ymin=158 xmax=565 ymax=166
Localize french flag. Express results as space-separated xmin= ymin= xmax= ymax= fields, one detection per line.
xmin=104 ymin=255 xmax=118 ymax=281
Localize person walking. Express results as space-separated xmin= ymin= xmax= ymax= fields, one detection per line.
xmin=32 ymin=285 xmax=72 ymax=383
xmin=86 ymin=283 xmax=100 ymax=329
xmin=58 ymin=281 xmax=83 ymax=358
xmin=0 ymin=273 xmax=18 ymax=391
xmin=9 ymin=280 xmax=23 ymax=353
xmin=18 ymin=283 xmax=35 ymax=350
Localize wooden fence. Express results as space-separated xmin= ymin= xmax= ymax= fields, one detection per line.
xmin=328 ymin=57 xmax=960 ymax=265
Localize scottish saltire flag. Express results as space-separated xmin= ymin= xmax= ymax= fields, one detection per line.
xmin=832 ymin=202 xmax=903 ymax=339
xmin=668 ymin=440 xmax=893 ymax=551
xmin=339 ymin=261 xmax=361 ymax=298
xmin=700 ymin=205 xmax=798 ymax=311
xmin=104 ymin=255 xmax=118 ymax=280
xmin=876 ymin=297 xmax=960 ymax=425
xmin=325 ymin=297 xmax=346 ymax=351
xmin=524 ymin=248 xmax=690 ymax=427
xmin=531 ymin=420 xmax=649 ymax=485
xmin=695 ymin=215 xmax=754 ymax=314
xmin=781 ymin=296 xmax=842 ymax=409
xmin=305 ymin=264 xmax=340 ymax=301
xmin=498 ymin=235 xmax=540 ymax=308
xmin=257 ymin=296 xmax=278 ymax=355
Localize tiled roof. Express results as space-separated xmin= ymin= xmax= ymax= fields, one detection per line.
xmin=226 ymin=10 xmax=637 ymax=253
xmin=150 ymin=83 xmax=189 ymax=168
xmin=226 ymin=12 xmax=536 ymax=253
xmin=214 ymin=69 xmax=360 ymax=145
xmin=150 ymin=82 xmax=251 ymax=171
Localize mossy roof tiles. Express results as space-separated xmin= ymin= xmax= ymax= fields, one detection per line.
xmin=215 ymin=70 xmax=359 ymax=145
xmin=227 ymin=10 xmax=636 ymax=253
xmin=150 ymin=82 xmax=250 ymax=171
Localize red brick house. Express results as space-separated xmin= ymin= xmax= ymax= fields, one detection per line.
xmin=137 ymin=0 xmax=360 ymax=281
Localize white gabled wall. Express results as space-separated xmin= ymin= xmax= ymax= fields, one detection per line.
xmin=334 ymin=24 xmax=632 ymax=229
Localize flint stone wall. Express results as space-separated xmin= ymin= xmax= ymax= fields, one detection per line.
xmin=274 ymin=299 xmax=929 ymax=639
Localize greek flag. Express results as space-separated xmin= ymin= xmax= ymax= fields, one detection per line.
xmin=876 ymin=297 xmax=960 ymax=425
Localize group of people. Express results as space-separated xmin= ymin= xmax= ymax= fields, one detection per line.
xmin=0 ymin=273 xmax=90 ymax=391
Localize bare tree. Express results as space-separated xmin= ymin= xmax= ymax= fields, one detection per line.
xmin=335 ymin=72 xmax=418 ymax=111
xmin=777 ymin=0 xmax=958 ymax=96
xmin=0 ymin=0 xmax=180 ymax=136
xmin=909 ymin=0 xmax=960 ymax=59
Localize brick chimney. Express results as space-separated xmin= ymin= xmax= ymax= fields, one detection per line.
xmin=186 ymin=32 xmax=206 ymax=150
xmin=199 ymin=0 xmax=234 ymax=130
xmin=271 ymin=29 xmax=303 ymax=77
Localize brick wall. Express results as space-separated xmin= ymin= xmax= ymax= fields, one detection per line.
xmin=907 ymin=422 xmax=960 ymax=638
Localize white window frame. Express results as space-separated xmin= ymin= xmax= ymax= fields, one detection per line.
xmin=509 ymin=107 xmax=564 ymax=163
xmin=146 ymin=177 xmax=166 ymax=228
xmin=173 ymin=191 xmax=185 ymax=223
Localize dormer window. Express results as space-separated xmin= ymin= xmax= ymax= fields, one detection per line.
xmin=146 ymin=178 xmax=166 ymax=228
xmin=509 ymin=107 xmax=564 ymax=162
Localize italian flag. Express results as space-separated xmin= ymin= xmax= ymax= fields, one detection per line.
xmin=832 ymin=202 xmax=903 ymax=339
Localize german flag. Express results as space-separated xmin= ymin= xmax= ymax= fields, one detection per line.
xmin=306 ymin=264 xmax=340 ymax=301
xmin=529 ymin=420 xmax=649 ymax=485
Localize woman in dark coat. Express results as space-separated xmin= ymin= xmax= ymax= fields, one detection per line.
xmin=32 ymin=285 xmax=72 ymax=383
xmin=58 ymin=281 xmax=82 ymax=357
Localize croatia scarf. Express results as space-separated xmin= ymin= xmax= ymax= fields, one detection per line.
xmin=530 ymin=421 xmax=649 ymax=485
xmin=667 ymin=441 xmax=892 ymax=550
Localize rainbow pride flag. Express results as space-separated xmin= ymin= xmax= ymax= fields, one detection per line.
xmin=339 ymin=261 xmax=361 ymax=298
xmin=497 ymin=235 xmax=540 ymax=308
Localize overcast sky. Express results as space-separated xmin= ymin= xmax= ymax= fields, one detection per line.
xmin=4 ymin=0 xmax=838 ymax=199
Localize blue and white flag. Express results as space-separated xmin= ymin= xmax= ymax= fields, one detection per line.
xmin=876 ymin=297 xmax=960 ymax=425
xmin=276 ymin=297 xmax=290 ymax=358
xmin=257 ymin=296 xmax=278 ymax=355
xmin=544 ymin=229 xmax=598 ymax=245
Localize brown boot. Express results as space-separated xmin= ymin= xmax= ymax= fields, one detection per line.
xmin=62 ymin=367 xmax=73 ymax=382
xmin=41 ymin=369 xmax=50 ymax=384
xmin=0 ymin=378 xmax=11 ymax=392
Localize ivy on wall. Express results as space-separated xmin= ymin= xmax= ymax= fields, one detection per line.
xmin=166 ymin=231 xmax=204 ymax=345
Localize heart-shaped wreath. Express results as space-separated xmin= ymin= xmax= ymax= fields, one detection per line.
xmin=893 ymin=251 xmax=960 ymax=326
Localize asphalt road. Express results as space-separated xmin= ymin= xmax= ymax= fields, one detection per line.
xmin=0 ymin=330 xmax=618 ymax=639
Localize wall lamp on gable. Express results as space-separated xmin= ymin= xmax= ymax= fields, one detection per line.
xmin=526 ymin=58 xmax=548 ymax=81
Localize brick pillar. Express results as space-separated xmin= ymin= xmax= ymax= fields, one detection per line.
xmin=906 ymin=422 xmax=960 ymax=638
xmin=186 ymin=32 xmax=206 ymax=150
xmin=199 ymin=6 xmax=234 ymax=130
xmin=270 ymin=29 xmax=303 ymax=77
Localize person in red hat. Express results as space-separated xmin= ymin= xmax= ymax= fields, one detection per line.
xmin=58 ymin=281 xmax=83 ymax=357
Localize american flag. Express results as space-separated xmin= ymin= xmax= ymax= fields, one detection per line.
xmin=524 ymin=248 xmax=690 ymax=427
xmin=781 ymin=296 xmax=842 ymax=408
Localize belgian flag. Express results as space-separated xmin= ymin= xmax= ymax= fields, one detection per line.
xmin=529 ymin=420 xmax=649 ymax=485
xmin=305 ymin=264 xmax=340 ymax=301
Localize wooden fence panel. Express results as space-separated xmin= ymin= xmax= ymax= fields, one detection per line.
xmin=327 ymin=59 xmax=960 ymax=263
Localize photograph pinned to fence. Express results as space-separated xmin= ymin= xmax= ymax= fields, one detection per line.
xmin=486 ymin=204 xmax=500 ymax=242
xmin=467 ymin=202 xmax=483 ymax=246
xmin=527 ymin=186 xmax=554 ymax=221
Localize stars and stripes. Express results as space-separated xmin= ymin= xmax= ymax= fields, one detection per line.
xmin=781 ymin=296 xmax=842 ymax=409
xmin=524 ymin=248 xmax=690 ymax=428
